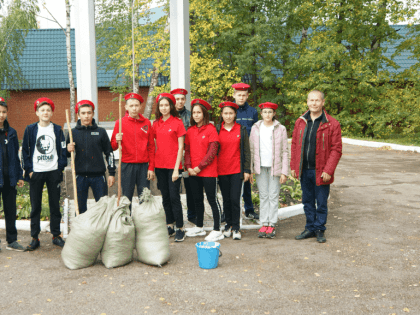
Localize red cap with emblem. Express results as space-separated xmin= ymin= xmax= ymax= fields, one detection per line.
xmin=34 ymin=98 xmax=55 ymax=112
xmin=219 ymin=101 xmax=239 ymax=110
xmin=258 ymin=102 xmax=278 ymax=110
xmin=191 ymin=99 xmax=211 ymax=111
xmin=75 ymin=100 xmax=95 ymax=114
xmin=156 ymin=93 xmax=176 ymax=105
xmin=0 ymin=97 xmax=5 ymax=102
xmin=232 ymin=83 xmax=250 ymax=91
xmin=170 ymin=88 xmax=188 ymax=96
xmin=124 ymin=93 xmax=144 ymax=103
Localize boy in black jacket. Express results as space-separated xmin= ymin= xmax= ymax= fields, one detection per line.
xmin=0 ymin=97 xmax=25 ymax=252
xmin=66 ymin=100 xmax=115 ymax=214
xmin=22 ymin=98 xmax=67 ymax=251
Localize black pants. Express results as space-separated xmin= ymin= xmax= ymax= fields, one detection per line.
xmin=76 ymin=175 xmax=108 ymax=214
xmin=183 ymin=176 xmax=196 ymax=221
xmin=156 ymin=168 xmax=183 ymax=228
xmin=29 ymin=170 xmax=62 ymax=238
xmin=121 ymin=162 xmax=150 ymax=210
xmin=189 ymin=176 xmax=222 ymax=231
xmin=1 ymin=176 xmax=18 ymax=244
xmin=219 ymin=173 xmax=242 ymax=231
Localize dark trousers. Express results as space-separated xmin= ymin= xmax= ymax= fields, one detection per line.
xmin=189 ymin=176 xmax=222 ymax=231
xmin=242 ymin=180 xmax=254 ymax=212
xmin=156 ymin=168 xmax=183 ymax=228
xmin=183 ymin=176 xmax=196 ymax=221
xmin=301 ymin=169 xmax=330 ymax=231
xmin=29 ymin=170 xmax=62 ymax=238
xmin=1 ymin=176 xmax=18 ymax=244
xmin=121 ymin=162 xmax=150 ymax=209
xmin=76 ymin=175 xmax=108 ymax=214
xmin=219 ymin=173 xmax=242 ymax=231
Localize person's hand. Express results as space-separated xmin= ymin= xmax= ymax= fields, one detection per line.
xmin=321 ymin=172 xmax=331 ymax=182
xmin=29 ymin=172 xmax=33 ymax=179
xmin=108 ymin=176 xmax=115 ymax=187
xmin=244 ymin=173 xmax=250 ymax=182
xmin=250 ymin=174 xmax=254 ymax=184
xmin=67 ymin=142 xmax=75 ymax=152
xmin=172 ymin=169 xmax=179 ymax=182
xmin=188 ymin=168 xmax=197 ymax=176
xmin=280 ymin=174 xmax=287 ymax=184
xmin=193 ymin=167 xmax=201 ymax=175
xmin=116 ymin=133 xmax=123 ymax=141
xmin=291 ymin=170 xmax=297 ymax=178
xmin=17 ymin=180 xmax=24 ymax=188
xmin=147 ymin=170 xmax=155 ymax=181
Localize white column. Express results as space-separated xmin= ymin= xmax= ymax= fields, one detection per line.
xmin=170 ymin=0 xmax=191 ymax=110
xmin=74 ymin=0 xmax=99 ymax=122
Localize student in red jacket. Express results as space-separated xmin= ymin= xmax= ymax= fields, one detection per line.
xmin=111 ymin=93 xmax=155 ymax=208
xmin=153 ymin=93 xmax=187 ymax=242
xmin=184 ymin=99 xmax=223 ymax=242
xmin=290 ymin=90 xmax=342 ymax=243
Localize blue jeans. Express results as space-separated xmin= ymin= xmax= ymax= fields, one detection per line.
xmin=301 ymin=169 xmax=330 ymax=231
xmin=242 ymin=180 xmax=254 ymax=212
xmin=76 ymin=175 xmax=108 ymax=214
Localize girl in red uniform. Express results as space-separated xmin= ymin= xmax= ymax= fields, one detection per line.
xmin=216 ymin=102 xmax=251 ymax=240
xmin=153 ymin=93 xmax=187 ymax=242
xmin=185 ymin=99 xmax=223 ymax=242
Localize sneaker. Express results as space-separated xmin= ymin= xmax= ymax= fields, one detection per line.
xmin=205 ymin=230 xmax=224 ymax=242
xmin=315 ymin=230 xmax=326 ymax=243
xmin=174 ymin=229 xmax=186 ymax=242
xmin=295 ymin=229 xmax=316 ymax=240
xmin=52 ymin=236 xmax=65 ymax=248
xmin=258 ymin=226 xmax=268 ymax=238
xmin=232 ymin=230 xmax=241 ymax=240
xmin=26 ymin=238 xmax=40 ymax=251
xmin=6 ymin=241 xmax=25 ymax=252
xmin=186 ymin=226 xmax=206 ymax=237
xmin=266 ymin=226 xmax=276 ymax=239
xmin=245 ymin=210 xmax=259 ymax=220
xmin=167 ymin=226 xmax=175 ymax=237
xmin=223 ymin=226 xmax=232 ymax=238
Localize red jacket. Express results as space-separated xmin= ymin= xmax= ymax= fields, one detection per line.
xmin=111 ymin=113 xmax=155 ymax=170
xmin=290 ymin=110 xmax=342 ymax=186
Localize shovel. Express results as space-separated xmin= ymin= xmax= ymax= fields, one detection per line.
xmin=65 ymin=109 xmax=79 ymax=216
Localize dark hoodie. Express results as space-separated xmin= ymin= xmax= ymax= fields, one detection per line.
xmin=66 ymin=119 xmax=115 ymax=177
xmin=0 ymin=119 xmax=23 ymax=187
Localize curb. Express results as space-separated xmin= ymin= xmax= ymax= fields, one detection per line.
xmin=342 ymin=137 xmax=420 ymax=153
xmin=0 ymin=220 xmax=66 ymax=232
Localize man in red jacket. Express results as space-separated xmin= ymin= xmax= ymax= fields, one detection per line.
xmin=290 ymin=90 xmax=342 ymax=243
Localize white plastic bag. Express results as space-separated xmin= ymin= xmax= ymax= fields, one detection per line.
xmin=101 ymin=197 xmax=135 ymax=268
xmin=132 ymin=188 xmax=170 ymax=266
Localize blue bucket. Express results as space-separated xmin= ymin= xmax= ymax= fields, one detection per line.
xmin=196 ymin=242 xmax=222 ymax=269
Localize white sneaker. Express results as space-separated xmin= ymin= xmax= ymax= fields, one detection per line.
xmin=223 ymin=227 xmax=232 ymax=238
xmin=185 ymin=226 xmax=206 ymax=237
xmin=205 ymin=230 xmax=225 ymax=242
xmin=232 ymin=230 xmax=241 ymax=240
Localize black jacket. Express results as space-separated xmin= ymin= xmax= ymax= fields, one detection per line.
xmin=66 ymin=119 xmax=115 ymax=177
xmin=0 ymin=120 xmax=23 ymax=187
xmin=216 ymin=123 xmax=251 ymax=180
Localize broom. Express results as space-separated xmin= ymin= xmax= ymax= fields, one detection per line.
xmin=65 ymin=109 xmax=79 ymax=216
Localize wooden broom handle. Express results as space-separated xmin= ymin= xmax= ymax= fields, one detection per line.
xmin=117 ymin=94 xmax=122 ymax=206
xmin=65 ymin=110 xmax=79 ymax=216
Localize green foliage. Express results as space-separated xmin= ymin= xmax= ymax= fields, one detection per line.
xmin=281 ymin=176 xmax=302 ymax=201
xmin=251 ymin=191 xmax=260 ymax=207
xmin=104 ymin=112 xmax=117 ymax=121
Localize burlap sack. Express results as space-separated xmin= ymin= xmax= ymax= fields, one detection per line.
xmin=132 ymin=188 xmax=170 ymax=266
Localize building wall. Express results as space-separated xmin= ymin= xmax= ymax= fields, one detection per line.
xmin=8 ymin=87 xmax=154 ymax=139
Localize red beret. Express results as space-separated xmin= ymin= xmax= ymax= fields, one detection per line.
xmin=124 ymin=93 xmax=144 ymax=103
xmin=170 ymin=88 xmax=188 ymax=96
xmin=75 ymin=100 xmax=95 ymax=114
xmin=232 ymin=83 xmax=250 ymax=91
xmin=259 ymin=102 xmax=278 ymax=110
xmin=191 ymin=99 xmax=211 ymax=111
xmin=218 ymin=101 xmax=239 ymax=110
xmin=34 ymin=98 xmax=55 ymax=112
xmin=0 ymin=97 xmax=5 ymax=102
xmin=156 ymin=93 xmax=176 ymax=105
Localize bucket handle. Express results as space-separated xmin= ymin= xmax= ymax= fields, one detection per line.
xmin=219 ymin=249 xmax=222 ymax=257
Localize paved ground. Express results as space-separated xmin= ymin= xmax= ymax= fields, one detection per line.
xmin=1 ymin=143 xmax=419 ymax=315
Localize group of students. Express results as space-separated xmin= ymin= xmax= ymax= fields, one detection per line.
xmin=0 ymin=82 xmax=342 ymax=253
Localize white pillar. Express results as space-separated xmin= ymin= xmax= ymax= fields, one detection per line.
xmin=170 ymin=0 xmax=191 ymax=110
xmin=74 ymin=0 xmax=99 ymax=122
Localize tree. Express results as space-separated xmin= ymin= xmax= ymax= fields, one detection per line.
xmin=65 ymin=0 xmax=76 ymax=122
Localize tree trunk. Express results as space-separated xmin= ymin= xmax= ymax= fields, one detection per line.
xmin=143 ymin=66 xmax=159 ymax=119
xmin=65 ymin=0 xmax=76 ymax=122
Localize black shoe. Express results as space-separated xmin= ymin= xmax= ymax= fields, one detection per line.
xmin=26 ymin=238 xmax=40 ymax=251
xmin=295 ymin=229 xmax=316 ymax=240
xmin=167 ymin=226 xmax=175 ymax=237
xmin=174 ymin=229 xmax=186 ymax=242
xmin=245 ymin=210 xmax=259 ymax=220
xmin=221 ymin=212 xmax=226 ymax=223
xmin=6 ymin=241 xmax=25 ymax=252
xmin=315 ymin=230 xmax=326 ymax=243
xmin=52 ymin=236 xmax=65 ymax=248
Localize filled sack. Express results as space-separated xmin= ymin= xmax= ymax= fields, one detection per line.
xmin=132 ymin=188 xmax=170 ymax=266
xmin=101 ymin=196 xmax=135 ymax=268
xmin=61 ymin=196 xmax=116 ymax=270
